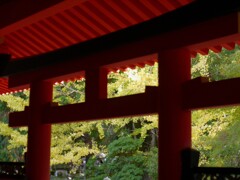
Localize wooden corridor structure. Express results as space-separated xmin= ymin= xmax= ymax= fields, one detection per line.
xmin=0 ymin=0 xmax=240 ymax=179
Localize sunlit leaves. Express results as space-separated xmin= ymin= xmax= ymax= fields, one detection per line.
xmin=108 ymin=63 xmax=158 ymax=98
xmin=0 ymin=92 xmax=29 ymax=161
xmin=191 ymin=45 xmax=240 ymax=167
xmin=0 ymin=93 xmax=29 ymax=111
xmin=53 ymin=79 xmax=85 ymax=105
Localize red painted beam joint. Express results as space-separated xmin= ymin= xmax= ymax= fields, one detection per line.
xmin=182 ymin=77 xmax=240 ymax=109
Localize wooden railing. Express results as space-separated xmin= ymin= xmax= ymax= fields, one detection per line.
xmin=0 ymin=162 xmax=25 ymax=179
xmin=181 ymin=149 xmax=240 ymax=180
xmin=192 ymin=167 xmax=240 ymax=179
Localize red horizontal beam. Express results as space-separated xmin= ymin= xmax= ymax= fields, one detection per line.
xmin=185 ymin=12 xmax=240 ymax=51
xmin=9 ymin=87 xmax=158 ymax=127
xmin=48 ymin=87 xmax=158 ymax=124
xmin=183 ymin=77 xmax=240 ymax=109
xmin=9 ymin=107 xmax=29 ymax=127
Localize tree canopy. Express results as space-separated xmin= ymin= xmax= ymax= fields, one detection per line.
xmin=192 ymin=45 xmax=240 ymax=167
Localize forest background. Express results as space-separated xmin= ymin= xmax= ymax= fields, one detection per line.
xmin=0 ymin=46 xmax=240 ymax=179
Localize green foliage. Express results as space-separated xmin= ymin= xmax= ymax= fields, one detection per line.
xmin=111 ymin=164 xmax=144 ymax=180
xmin=192 ymin=45 xmax=240 ymax=81
xmin=85 ymin=156 xmax=107 ymax=179
xmin=86 ymin=136 xmax=147 ymax=180
xmin=53 ymin=80 xmax=85 ymax=105
xmin=208 ymin=111 xmax=240 ymax=167
xmin=108 ymin=136 xmax=143 ymax=157
xmin=145 ymin=147 xmax=158 ymax=180
xmin=0 ymin=99 xmax=27 ymax=161
xmin=51 ymin=122 xmax=100 ymax=165
xmin=106 ymin=136 xmax=145 ymax=179
xmin=191 ymin=45 xmax=240 ymax=167
xmin=108 ymin=64 xmax=158 ymax=98
xmin=0 ymin=92 xmax=28 ymax=111
xmin=192 ymin=107 xmax=236 ymax=166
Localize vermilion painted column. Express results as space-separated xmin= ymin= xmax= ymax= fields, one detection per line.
xmin=158 ymin=49 xmax=191 ymax=180
xmin=99 ymin=68 xmax=108 ymax=99
xmin=85 ymin=68 xmax=108 ymax=102
xmin=26 ymin=81 xmax=52 ymax=179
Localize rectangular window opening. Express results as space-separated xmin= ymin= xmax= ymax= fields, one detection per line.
xmin=107 ymin=62 xmax=158 ymax=98
xmin=53 ymin=78 xmax=86 ymax=106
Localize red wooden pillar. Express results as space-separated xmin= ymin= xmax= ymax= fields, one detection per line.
xmin=26 ymin=81 xmax=52 ymax=179
xmin=85 ymin=67 xmax=108 ymax=102
xmin=99 ymin=68 xmax=108 ymax=99
xmin=158 ymin=49 xmax=191 ymax=179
